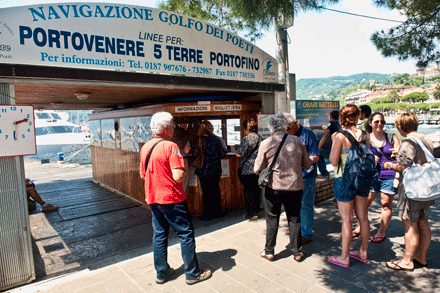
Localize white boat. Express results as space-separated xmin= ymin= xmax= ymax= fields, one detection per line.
xmin=27 ymin=110 xmax=90 ymax=161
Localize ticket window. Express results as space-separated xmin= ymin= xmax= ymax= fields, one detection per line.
xmin=207 ymin=117 xmax=241 ymax=150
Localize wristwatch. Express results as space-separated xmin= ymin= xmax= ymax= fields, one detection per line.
xmin=387 ymin=163 xmax=392 ymax=170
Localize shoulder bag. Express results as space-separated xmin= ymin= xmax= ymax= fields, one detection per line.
xmin=258 ymin=133 xmax=288 ymax=188
xmin=402 ymin=136 xmax=440 ymax=201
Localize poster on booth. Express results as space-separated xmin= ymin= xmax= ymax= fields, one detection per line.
xmin=0 ymin=3 xmax=278 ymax=83
xmin=296 ymin=100 xmax=339 ymax=127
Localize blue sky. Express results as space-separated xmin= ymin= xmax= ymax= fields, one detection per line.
xmin=0 ymin=0 xmax=420 ymax=80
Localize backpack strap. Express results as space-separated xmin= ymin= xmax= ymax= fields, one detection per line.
xmin=340 ymin=130 xmax=361 ymax=149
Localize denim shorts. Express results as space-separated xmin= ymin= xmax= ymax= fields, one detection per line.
xmin=370 ymin=178 xmax=398 ymax=195
xmin=333 ymin=177 xmax=369 ymax=202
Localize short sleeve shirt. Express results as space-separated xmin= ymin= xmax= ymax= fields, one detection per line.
xmin=294 ymin=125 xmax=320 ymax=178
xmin=139 ymin=138 xmax=186 ymax=204
xmin=328 ymin=120 xmax=340 ymax=135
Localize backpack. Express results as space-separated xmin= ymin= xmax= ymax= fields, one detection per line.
xmin=341 ymin=130 xmax=378 ymax=194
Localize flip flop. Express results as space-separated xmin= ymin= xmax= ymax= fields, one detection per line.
xmin=352 ymin=231 xmax=361 ymax=238
xmin=370 ymin=235 xmax=386 ymax=243
xmin=413 ymin=258 xmax=428 ymax=267
xmin=327 ymin=256 xmax=350 ymax=268
xmin=349 ymin=251 xmax=369 ymax=263
xmin=386 ymin=261 xmax=414 ymax=271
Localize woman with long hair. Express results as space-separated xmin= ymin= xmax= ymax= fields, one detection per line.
xmin=328 ymin=104 xmax=371 ymax=268
xmin=352 ymin=112 xmax=400 ymax=243
xmin=194 ymin=120 xmax=226 ymax=221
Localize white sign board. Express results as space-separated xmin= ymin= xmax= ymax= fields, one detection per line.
xmin=0 ymin=105 xmax=36 ymax=157
xmin=175 ymin=105 xmax=211 ymax=113
xmin=0 ymin=3 xmax=278 ymax=83
xmin=257 ymin=114 xmax=274 ymax=139
xmin=214 ymin=104 xmax=242 ymax=111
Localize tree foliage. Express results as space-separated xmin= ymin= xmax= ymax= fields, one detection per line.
xmin=158 ymin=0 xmax=340 ymax=42
xmin=387 ymin=90 xmax=400 ymax=102
xmin=401 ymin=91 xmax=429 ymax=102
xmin=433 ymin=84 xmax=440 ymax=101
xmin=392 ymin=73 xmax=424 ymax=86
xmin=371 ymin=0 xmax=440 ymax=68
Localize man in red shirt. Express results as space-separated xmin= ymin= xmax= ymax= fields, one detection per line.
xmin=140 ymin=112 xmax=211 ymax=285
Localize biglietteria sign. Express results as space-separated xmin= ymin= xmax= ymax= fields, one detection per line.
xmin=0 ymin=3 xmax=278 ymax=83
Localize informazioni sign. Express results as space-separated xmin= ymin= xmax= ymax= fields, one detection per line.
xmin=0 ymin=3 xmax=278 ymax=83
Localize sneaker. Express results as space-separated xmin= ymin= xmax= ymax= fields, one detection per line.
xmin=42 ymin=203 xmax=59 ymax=212
xmin=156 ymin=268 xmax=174 ymax=284
xmin=186 ymin=269 xmax=212 ymax=285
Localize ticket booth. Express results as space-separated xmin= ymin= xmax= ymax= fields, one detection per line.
xmin=89 ymin=99 xmax=261 ymax=215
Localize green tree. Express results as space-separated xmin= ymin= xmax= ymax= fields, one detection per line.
xmin=371 ymin=0 xmax=440 ymax=68
xmin=401 ymin=91 xmax=429 ymax=103
xmin=159 ymin=0 xmax=340 ymax=42
xmin=392 ymin=73 xmax=424 ymax=86
xmin=434 ymin=84 xmax=440 ymax=100
xmin=387 ymin=90 xmax=400 ymax=102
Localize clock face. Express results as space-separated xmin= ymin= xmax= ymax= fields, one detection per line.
xmin=0 ymin=105 xmax=36 ymax=157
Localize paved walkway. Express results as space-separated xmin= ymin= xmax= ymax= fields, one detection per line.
xmin=7 ymin=160 xmax=440 ymax=293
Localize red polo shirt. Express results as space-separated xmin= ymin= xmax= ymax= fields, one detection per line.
xmin=139 ymin=138 xmax=186 ymax=204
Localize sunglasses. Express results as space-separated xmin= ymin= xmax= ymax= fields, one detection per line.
xmin=373 ymin=120 xmax=385 ymax=124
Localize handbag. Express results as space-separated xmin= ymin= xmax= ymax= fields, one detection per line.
xmin=402 ymin=136 xmax=440 ymax=201
xmin=258 ymin=133 xmax=288 ymax=188
xmin=191 ymin=136 xmax=204 ymax=169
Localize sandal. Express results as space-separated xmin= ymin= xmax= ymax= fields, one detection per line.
xmin=260 ymin=250 xmax=274 ymax=261
xmin=352 ymin=230 xmax=361 ymax=238
xmin=294 ymin=252 xmax=304 ymax=262
xmin=327 ymin=256 xmax=350 ymax=268
xmin=349 ymin=251 xmax=368 ymax=263
xmin=386 ymin=260 xmax=414 ymax=271
xmin=370 ymin=235 xmax=386 ymax=243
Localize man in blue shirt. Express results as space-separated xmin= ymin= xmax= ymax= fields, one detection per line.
xmin=286 ymin=116 xmax=320 ymax=244
xmin=316 ymin=110 xmax=340 ymax=178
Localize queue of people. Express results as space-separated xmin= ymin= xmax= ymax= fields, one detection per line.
xmin=139 ymin=108 xmax=435 ymax=285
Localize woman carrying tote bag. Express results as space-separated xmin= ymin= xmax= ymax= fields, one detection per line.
xmin=384 ymin=112 xmax=435 ymax=271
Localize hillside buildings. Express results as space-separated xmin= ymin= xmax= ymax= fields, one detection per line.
xmin=344 ymin=82 xmax=439 ymax=106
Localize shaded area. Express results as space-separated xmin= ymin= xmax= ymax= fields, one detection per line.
xmin=26 ymin=164 xmax=248 ymax=282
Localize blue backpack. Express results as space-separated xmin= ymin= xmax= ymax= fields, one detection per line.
xmin=341 ymin=130 xmax=378 ymax=194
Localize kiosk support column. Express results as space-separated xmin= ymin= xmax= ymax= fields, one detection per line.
xmin=276 ymin=28 xmax=291 ymax=114
xmin=0 ymin=84 xmax=35 ymax=291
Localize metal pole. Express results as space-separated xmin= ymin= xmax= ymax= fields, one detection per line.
xmin=276 ymin=28 xmax=290 ymax=113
